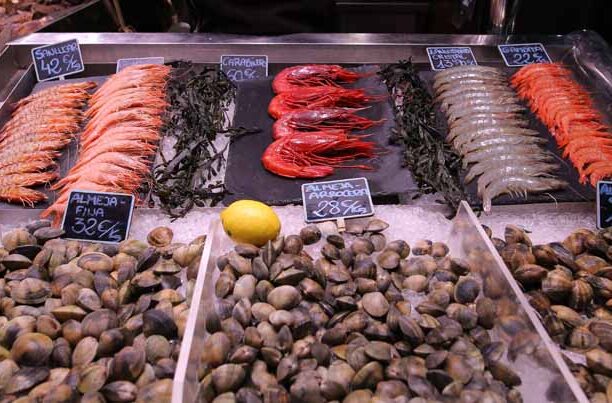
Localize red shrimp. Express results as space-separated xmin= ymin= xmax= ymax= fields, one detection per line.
xmin=261 ymin=131 xmax=377 ymax=178
xmin=272 ymin=65 xmax=370 ymax=94
xmin=272 ymin=108 xmax=383 ymax=139
xmin=268 ymin=87 xmax=385 ymax=119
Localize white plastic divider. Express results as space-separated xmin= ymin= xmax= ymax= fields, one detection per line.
xmin=455 ymin=201 xmax=589 ymax=403
xmin=172 ymin=220 xmax=219 ymax=403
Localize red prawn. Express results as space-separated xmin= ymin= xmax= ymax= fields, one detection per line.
xmin=268 ymin=87 xmax=385 ymax=119
xmin=512 ymin=63 xmax=612 ymax=186
xmin=262 ymin=131 xmax=377 ymax=178
xmin=272 ymin=108 xmax=383 ymax=139
xmin=272 ymin=65 xmax=370 ymax=94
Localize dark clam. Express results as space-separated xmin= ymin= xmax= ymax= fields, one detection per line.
xmin=500 ymin=243 xmax=535 ymax=271
xmin=412 ymin=240 xmax=433 ymax=256
xmin=505 ymin=225 xmax=532 ymax=246
xmin=2 ymin=254 xmax=32 ymax=271
xmin=541 ymin=268 xmax=573 ymax=302
xmin=10 ymin=278 xmax=50 ymax=305
xmin=4 ymin=366 xmax=50 ymax=394
xmin=351 ymin=238 xmax=375 ymax=256
xmin=300 ymin=225 xmax=321 ymax=245
xmin=513 ymin=264 xmax=548 ymax=287
xmin=453 ymin=276 xmax=480 ymax=304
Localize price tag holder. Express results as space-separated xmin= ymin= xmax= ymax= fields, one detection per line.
xmin=498 ymin=43 xmax=551 ymax=67
xmin=31 ymin=39 xmax=84 ymax=82
xmin=220 ymin=55 xmax=268 ymax=82
xmin=426 ymin=47 xmax=477 ymax=71
xmin=302 ymin=178 xmax=374 ymax=225
xmin=61 ymin=190 xmax=135 ymax=244
xmin=117 ymin=57 xmax=165 ymax=73
xmin=597 ymin=181 xmax=612 ymax=229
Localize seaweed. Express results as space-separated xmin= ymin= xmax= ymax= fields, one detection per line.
xmin=379 ymin=59 xmax=465 ymax=209
xmin=151 ymin=61 xmax=256 ymax=218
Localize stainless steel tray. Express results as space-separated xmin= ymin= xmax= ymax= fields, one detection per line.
xmin=175 ymin=202 xmax=588 ymax=402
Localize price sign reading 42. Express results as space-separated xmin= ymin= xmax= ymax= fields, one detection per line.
xmin=498 ymin=43 xmax=552 ymax=67
xmin=61 ymin=190 xmax=135 ymax=244
xmin=302 ymin=178 xmax=375 ymax=223
xmin=31 ymin=39 xmax=84 ymax=82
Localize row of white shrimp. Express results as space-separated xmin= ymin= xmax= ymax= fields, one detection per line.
xmin=433 ymin=65 xmax=566 ymax=213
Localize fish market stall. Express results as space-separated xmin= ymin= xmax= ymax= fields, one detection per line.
xmin=0 ymin=30 xmax=611 ymax=402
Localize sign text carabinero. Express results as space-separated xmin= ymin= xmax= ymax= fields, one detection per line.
xmin=220 ymin=55 xmax=268 ymax=82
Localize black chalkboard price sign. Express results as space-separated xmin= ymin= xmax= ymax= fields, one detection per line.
xmin=426 ymin=47 xmax=477 ymax=71
xmin=61 ymin=190 xmax=135 ymax=243
xmin=302 ymin=178 xmax=375 ymax=223
xmin=498 ymin=43 xmax=551 ymax=67
xmin=116 ymin=57 xmax=165 ymax=73
xmin=31 ymin=39 xmax=84 ymax=82
xmin=597 ymin=181 xmax=612 ymax=229
xmin=220 ymin=55 xmax=268 ymax=82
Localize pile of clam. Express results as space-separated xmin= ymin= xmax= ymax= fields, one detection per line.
xmin=0 ymin=221 xmax=204 ymax=402
xmin=200 ymin=218 xmax=525 ymax=402
xmin=492 ymin=225 xmax=612 ymax=399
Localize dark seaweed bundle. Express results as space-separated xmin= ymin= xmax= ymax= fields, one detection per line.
xmin=379 ymin=60 xmax=465 ymax=209
xmin=151 ymin=61 xmax=255 ymax=218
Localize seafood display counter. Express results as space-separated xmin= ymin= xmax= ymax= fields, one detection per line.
xmin=0 ymin=31 xmax=611 ymax=402
xmin=0 ymin=30 xmax=611 ymax=213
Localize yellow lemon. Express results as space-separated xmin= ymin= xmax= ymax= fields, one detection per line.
xmin=220 ymin=200 xmax=281 ymax=246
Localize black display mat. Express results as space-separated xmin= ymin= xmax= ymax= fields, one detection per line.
xmin=224 ymin=66 xmax=416 ymax=205
xmin=418 ymin=65 xmax=596 ymax=207
xmin=0 ymin=76 xmax=108 ymax=209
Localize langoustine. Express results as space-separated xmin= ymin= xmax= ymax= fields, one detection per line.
xmin=41 ymin=64 xmax=170 ymax=225
xmin=433 ymin=65 xmax=565 ymax=213
xmin=511 ymin=62 xmax=612 ymax=186
xmin=0 ymin=81 xmax=94 ymax=205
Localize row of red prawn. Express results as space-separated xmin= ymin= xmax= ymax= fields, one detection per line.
xmin=41 ymin=64 xmax=170 ymax=225
xmin=263 ymin=65 xmax=384 ymax=178
xmin=511 ymin=63 xmax=612 ymax=186
xmin=0 ymin=81 xmax=95 ymax=206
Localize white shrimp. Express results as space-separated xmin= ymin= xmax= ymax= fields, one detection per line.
xmin=459 ymin=135 xmax=547 ymax=155
xmin=481 ymin=176 xmax=567 ymax=214
xmin=434 ymin=78 xmax=507 ymax=94
xmin=477 ymin=164 xmax=560 ymax=196
xmin=440 ymin=92 xmax=519 ymax=112
xmin=434 ymin=84 xmax=514 ymax=102
xmin=449 ymin=125 xmax=538 ymax=144
xmin=447 ymin=104 xmax=525 ymax=122
xmin=464 ymin=154 xmax=557 ymax=183
xmin=462 ymin=144 xmax=549 ymax=167
xmin=433 ymin=71 xmax=506 ymax=90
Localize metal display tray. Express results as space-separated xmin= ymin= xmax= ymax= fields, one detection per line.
xmin=174 ymin=202 xmax=588 ymax=403
xmin=0 ymin=31 xmax=609 ymax=212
